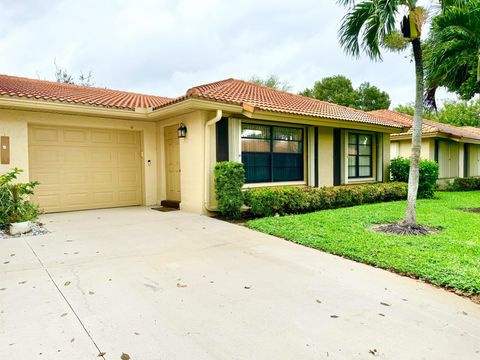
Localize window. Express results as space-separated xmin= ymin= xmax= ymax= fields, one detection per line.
xmin=241 ymin=123 xmax=303 ymax=183
xmin=348 ymin=133 xmax=373 ymax=178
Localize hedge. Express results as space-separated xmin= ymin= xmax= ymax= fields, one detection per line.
xmin=446 ymin=177 xmax=480 ymax=191
xmin=214 ymin=161 xmax=245 ymax=219
xmin=243 ymin=182 xmax=408 ymax=218
xmin=389 ymin=157 xmax=439 ymax=198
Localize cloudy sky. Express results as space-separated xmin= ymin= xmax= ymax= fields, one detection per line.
xmin=0 ymin=0 xmax=452 ymax=107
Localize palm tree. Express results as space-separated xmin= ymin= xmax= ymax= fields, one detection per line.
xmin=424 ymin=0 xmax=480 ymax=108
xmin=338 ymin=0 xmax=428 ymax=226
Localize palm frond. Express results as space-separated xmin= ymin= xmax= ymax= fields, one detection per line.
xmin=338 ymin=0 xmax=402 ymax=60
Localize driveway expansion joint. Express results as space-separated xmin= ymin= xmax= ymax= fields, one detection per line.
xmin=24 ymin=238 xmax=106 ymax=359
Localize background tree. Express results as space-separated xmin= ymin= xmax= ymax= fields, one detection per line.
xmin=424 ymin=0 xmax=480 ymax=108
xmin=299 ymin=75 xmax=358 ymax=108
xmin=54 ymin=60 xmax=95 ymax=86
xmin=434 ymin=99 xmax=480 ymax=127
xmin=301 ymin=75 xmax=390 ymax=110
xmin=338 ymin=0 xmax=428 ymax=228
xmin=395 ymin=99 xmax=480 ymax=127
xmin=248 ymin=74 xmax=291 ymax=91
xmin=393 ymin=103 xmax=434 ymax=119
xmin=356 ymin=81 xmax=391 ymax=110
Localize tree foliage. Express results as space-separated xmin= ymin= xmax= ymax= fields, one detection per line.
xmin=393 ymin=103 xmax=435 ymax=119
xmin=434 ymin=99 xmax=480 ymax=127
xmin=356 ymin=81 xmax=391 ymax=110
xmin=248 ymin=74 xmax=291 ymax=91
xmin=300 ymin=75 xmax=391 ymax=111
xmin=424 ymin=0 xmax=480 ymax=107
xmin=395 ymin=99 xmax=480 ymax=128
xmin=337 ymin=0 xmax=431 ymax=226
xmin=54 ymin=60 xmax=95 ymax=86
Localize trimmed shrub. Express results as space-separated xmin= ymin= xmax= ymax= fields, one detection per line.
xmin=214 ymin=161 xmax=245 ymax=219
xmin=447 ymin=177 xmax=480 ymax=191
xmin=389 ymin=157 xmax=439 ymax=198
xmin=243 ymin=182 xmax=408 ymax=218
xmin=0 ymin=168 xmax=41 ymax=229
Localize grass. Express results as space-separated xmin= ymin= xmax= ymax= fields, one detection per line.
xmin=246 ymin=191 xmax=480 ymax=296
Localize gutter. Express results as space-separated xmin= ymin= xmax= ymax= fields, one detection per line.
xmin=204 ymin=109 xmax=223 ymax=212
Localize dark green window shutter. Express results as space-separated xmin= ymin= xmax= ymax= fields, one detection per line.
xmin=216 ymin=117 xmax=229 ymax=162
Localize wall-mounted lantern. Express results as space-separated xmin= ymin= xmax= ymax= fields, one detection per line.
xmin=177 ymin=123 xmax=187 ymax=138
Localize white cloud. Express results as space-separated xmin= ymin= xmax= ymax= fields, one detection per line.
xmin=0 ymin=0 xmax=455 ymax=107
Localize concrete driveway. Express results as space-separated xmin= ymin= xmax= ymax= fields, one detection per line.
xmin=1 ymin=207 xmax=479 ymax=360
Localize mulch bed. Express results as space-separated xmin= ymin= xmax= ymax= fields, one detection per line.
xmin=371 ymin=223 xmax=440 ymax=236
xmin=459 ymin=208 xmax=480 ymax=214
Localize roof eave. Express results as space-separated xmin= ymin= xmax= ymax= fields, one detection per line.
xmin=242 ymin=108 xmax=404 ymax=133
xmin=0 ymin=95 xmax=150 ymax=120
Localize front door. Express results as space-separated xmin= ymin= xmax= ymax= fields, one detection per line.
xmin=164 ymin=125 xmax=181 ymax=201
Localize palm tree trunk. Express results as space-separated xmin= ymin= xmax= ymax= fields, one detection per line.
xmin=404 ymin=38 xmax=424 ymax=225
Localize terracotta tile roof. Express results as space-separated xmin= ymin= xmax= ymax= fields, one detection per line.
xmin=369 ymin=110 xmax=480 ymax=142
xmin=0 ymin=74 xmax=172 ymax=110
xmin=155 ymin=78 xmax=403 ymax=128
xmin=462 ymin=126 xmax=480 ymax=135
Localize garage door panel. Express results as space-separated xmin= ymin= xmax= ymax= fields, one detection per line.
xmin=63 ymin=148 xmax=91 ymax=163
xmin=93 ymin=171 xmax=116 ymax=186
xmin=118 ymin=190 xmax=140 ymax=202
xmin=29 ymin=125 xmax=143 ymax=212
xmin=93 ymin=150 xmax=116 ymax=164
xmin=92 ymin=191 xmax=115 ymax=204
xmin=63 ymin=172 xmax=90 ymax=186
xmin=34 ymin=193 xmax=61 ymax=210
xmin=30 ymin=127 xmax=59 ymax=143
xmin=117 ymin=132 xmax=138 ymax=145
xmin=117 ymin=150 xmax=140 ymax=165
xmin=64 ymin=192 xmax=91 ymax=206
xmin=63 ymin=128 xmax=88 ymax=143
xmin=118 ymin=170 xmax=141 ymax=186
xmin=91 ymin=130 xmax=114 ymax=144
xmin=30 ymin=147 xmax=61 ymax=164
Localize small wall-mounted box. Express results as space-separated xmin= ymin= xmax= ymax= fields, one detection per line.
xmin=1 ymin=136 xmax=10 ymax=164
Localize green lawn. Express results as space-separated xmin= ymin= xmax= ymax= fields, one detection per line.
xmin=246 ymin=191 xmax=480 ymax=295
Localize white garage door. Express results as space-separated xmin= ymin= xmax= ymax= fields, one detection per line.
xmin=29 ymin=125 xmax=143 ymax=213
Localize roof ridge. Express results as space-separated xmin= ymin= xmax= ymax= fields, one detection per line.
xmin=185 ymin=78 xmax=235 ymax=96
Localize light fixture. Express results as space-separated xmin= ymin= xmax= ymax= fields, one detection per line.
xmin=177 ymin=123 xmax=187 ymax=138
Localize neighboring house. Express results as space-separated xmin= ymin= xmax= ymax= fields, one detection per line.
xmin=0 ymin=74 xmax=403 ymax=214
xmin=369 ymin=110 xmax=480 ymax=181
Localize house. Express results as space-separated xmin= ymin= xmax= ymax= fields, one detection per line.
xmin=369 ymin=110 xmax=480 ymax=181
xmin=0 ymin=74 xmax=403 ymax=214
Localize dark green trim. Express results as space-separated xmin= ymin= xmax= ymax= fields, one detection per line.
xmin=464 ymin=143 xmax=469 ymax=177
xmin=241 ymin=123 xmax=304 ymax=183
xmin=215 ymin=117 xmax=229 ymax=162
xmin=333 ymin=129 xmax=341 ymax=186
xmin=347 ymin=133 xmax=373 ymax=179
xmin=314 ymin=127 xmax=319 ymax=187
xmin=434 ymin=140 xmax=439 ymax=163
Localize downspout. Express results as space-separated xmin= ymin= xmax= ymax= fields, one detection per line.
xmin=204 ymin=109 xmax=223 ymax=212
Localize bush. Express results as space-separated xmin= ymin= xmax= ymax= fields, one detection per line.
xmin=389 ymin=157 xmax=439 ymax=198
xmin=243 ymin=182 xmax=408 ymax=218
xmin=446 ymin=177 xmax=480 ymax=191
xmin=0 ymin=168 xmax=41 ymax=229
xmin=214 ymin=162 xmax=245 ymax=219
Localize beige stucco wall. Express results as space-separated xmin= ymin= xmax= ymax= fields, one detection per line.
xmin=317 ymin=127 xmax=334 ymax=187
xmin=382 ymin=134 xmax=391 ymax=181
xmin=0 ymin=116 xmax=29 ymax=183
xmin=393 ymin=138 xmax=434 ymax=161
xmin=156 ymin=110 xmax=213 ymax=214
xmin=2 ymin=106 xmax=401 ymax=216
xmin=0 ymin=108 xmax=158 ymax=205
